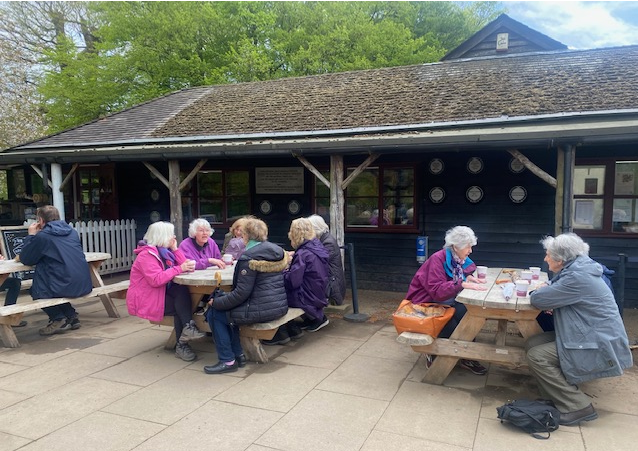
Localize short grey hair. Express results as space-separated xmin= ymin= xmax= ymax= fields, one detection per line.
xmin=540 ymin=233 xmax=589 ymax=263
xmin=307 ymin=214 xmax=329 ymax=237
xmin=188 ymin=218 xmax=213 ymax=238
xmin=144 ymin=221 xmax=175 ymax=247
xmin=443 ymin=226 xmax=477 ymax=249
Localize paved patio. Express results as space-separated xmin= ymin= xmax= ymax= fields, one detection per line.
xmin=1 ymin=287 xmax=637 ymax=451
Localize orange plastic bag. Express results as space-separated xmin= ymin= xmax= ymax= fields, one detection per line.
xmin=392 ymin=299 xmax=455 ymax=337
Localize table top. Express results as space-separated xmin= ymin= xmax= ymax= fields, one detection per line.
xmin=173 ymin=266 xmax=235 ymax=287
xmin=0 ymin=252 xmax=111 ymax=275
xmin=456 ymin=267 xmax=548 ymax=311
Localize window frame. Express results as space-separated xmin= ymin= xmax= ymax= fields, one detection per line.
xmin=193 ymin=169 xmax=251 ymax=226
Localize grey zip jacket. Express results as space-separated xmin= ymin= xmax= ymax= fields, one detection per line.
xmin=530 ymin=255 xmax=633 ymax=384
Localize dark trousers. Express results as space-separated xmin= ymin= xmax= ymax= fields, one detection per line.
xmin=164 ymin=283 xmax=193 ymax=341
xmin=206 ymin=307 xmax=243 ymax=363
xmin=438 ymin=301 xmax=467 ymax=339
xmin=43 ymin=303 xmax=77 ymax=321
xmin=1 ymin=277 xmax=21 ymax=306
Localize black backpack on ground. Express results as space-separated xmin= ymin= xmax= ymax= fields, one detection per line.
xmin=496 ymin=399 xmax=561 ymax=439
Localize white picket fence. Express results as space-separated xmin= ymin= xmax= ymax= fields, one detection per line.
xmin=70 ymin=219 xmax=137 ymax=275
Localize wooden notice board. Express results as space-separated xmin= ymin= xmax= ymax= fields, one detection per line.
xmin=0 ymin=226 xmax=35 ymax=279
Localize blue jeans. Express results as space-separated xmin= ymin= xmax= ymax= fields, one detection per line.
xmin=206 ymin=307 xmax=243 ymax=363
xmin=1 ymin=277 xmax=21 ymax=306
xmin=42 ymin=303 xmax=77 ymax=322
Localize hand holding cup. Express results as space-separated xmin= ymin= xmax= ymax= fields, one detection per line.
xmin=181 ymin=259 xmax=196 ymax=272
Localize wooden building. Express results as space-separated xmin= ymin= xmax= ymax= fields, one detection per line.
xmin=1 ymin=15 xmax=637 ymax=306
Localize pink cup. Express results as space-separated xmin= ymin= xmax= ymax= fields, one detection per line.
xmin=530 ymin=267 xmax=541 ymax=280
xmin=476 ymin=265 xmax=488 ymax=279
xmin=515 ymin=280 xmax=529 ymax=297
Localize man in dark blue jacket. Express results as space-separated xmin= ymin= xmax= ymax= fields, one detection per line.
xmin=20 ymin=205 xmax=93 ymax=335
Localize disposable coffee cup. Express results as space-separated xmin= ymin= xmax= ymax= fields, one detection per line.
xmin=476 ymin=265 xmax=488 ymax=279
xmin=521 ymin=270 xmax=533 ymax=281
xmin=222 ymin=253 xmax=233 ymax=265
xmin=529 ymin=266 xmax=541 ymax=280
xmin=515 ymin=280 xmax=529 ymax=297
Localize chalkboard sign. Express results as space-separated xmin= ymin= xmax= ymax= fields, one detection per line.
xmin=0 ymin=226 xmax=35 ymax=280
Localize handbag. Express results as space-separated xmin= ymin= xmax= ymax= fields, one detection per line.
xmin=496 ymin=399 xmax=560 ymax=439
xmin=392 ymin=299 xmax=454 ymax=337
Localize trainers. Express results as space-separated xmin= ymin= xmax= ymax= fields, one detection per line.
xmin=286 ymin=321 xmax=304 ymax=340
xmin=305 ymin=315 xmax=329 ymax=332
xmin=424 ymin=354 xmax=434 ymax=369
xmin=175 ymin=342 xmax=197 ymax=361
xmin=12 ymin=320 xmax=28 ymax=328
xmin=66 ymin=317 xmax=81 ymax=330
xmin=261 ymin=327 xmax=291 ymax=346
xmin=459 ymin=359 xmax=488 ymax=375
xmin=39 ymin=319 xmax=67 ymax=336
xmin=180 ymin=320 xmax=206 ymax=342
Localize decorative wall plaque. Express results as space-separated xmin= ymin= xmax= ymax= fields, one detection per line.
xmin=428 ymin=159 xmax=444 ymax=175
xmin=429 ymin=187 xmax=445 ymax=203
xmin=467 ymin=157 xmax=484 ymax=174
xmin=509 ymin=158 xmax=525 ymax=173
xmin=287 ymin=200 xmax=301 ymax=215
xmin=509 ymin=186 xmax=527 ymax=203
xmin=259 ymin=200 xmax=273 ymax=215
xmin=466 ymin=186 xmax=484 ymax=203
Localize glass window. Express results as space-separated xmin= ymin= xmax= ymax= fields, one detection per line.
xmin=574 ymin=166 xmax=605 ymax=195
xmin=314 ymin=170 xmax=331 ymax=225
xmin=612 ymin=161 xmax=638 ymax=233
xmin=197 ymin=170 xmax=249 ymax=224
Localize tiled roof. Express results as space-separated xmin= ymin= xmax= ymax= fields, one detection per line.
xmin=12 ymin=45 xmax=638 ymax=150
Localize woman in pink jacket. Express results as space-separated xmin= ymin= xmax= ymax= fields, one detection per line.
xmin=126 ymin=221 xmax=204 ymax=361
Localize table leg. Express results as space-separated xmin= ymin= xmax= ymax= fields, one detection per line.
xmin=88 ymin=261 xmax=120 ymax=318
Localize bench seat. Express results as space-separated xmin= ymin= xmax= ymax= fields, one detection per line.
xmin=151 ymin=307 xmax=305 ymax=364
xmin=0 ymin=280 xmax=130 ymax=348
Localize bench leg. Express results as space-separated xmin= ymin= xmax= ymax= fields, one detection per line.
xmin=240 ymin=336 xmax=269 ymax=363
xmin=0 ymin=324 xmax=20 ymax=348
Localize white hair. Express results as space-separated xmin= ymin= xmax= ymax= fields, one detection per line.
xmin=144 ymin=222 xmax=175 ymax=247
xmin=188 ymin=218 xmax=213 ymax=238
xmin=443 ymin=226 xmax=477 ymax=249
xmin=540 ymin=233 xmax=589 ymax=263
xmin=307 ymin=214 xmax=329 ymax=237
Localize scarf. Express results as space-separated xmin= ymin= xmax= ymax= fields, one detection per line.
xmin=443 ymin=248 xmax=474 ymax=283
xmin=157 ymin=247 xmax=177 ymax=290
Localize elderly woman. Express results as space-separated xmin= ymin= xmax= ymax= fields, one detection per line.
xmin=178 ymin=218 xmax=226 ymax=270
xmin=526 ymin=233 xmax=632 ymax=426
xmin=405 ymin=225 xmax=488 ymax=375
xmin=204 ymin=218 xmax=288 ymax=374
xmin=224 ymin=216 xmax=250 ymax=260
xmin=307 ymin=214 xmax=346 ymax=306
xmin=127 ymin=221 xmax=204 ymax=362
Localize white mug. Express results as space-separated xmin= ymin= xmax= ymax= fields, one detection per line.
xmin=222 ymin=253 xmax=233 ymax=264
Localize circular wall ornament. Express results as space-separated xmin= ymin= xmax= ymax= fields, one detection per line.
xmin=467 ymin=157 xmax=484 ymax=174
xmin=509 ymin=158 xmax=525 ymax=173
xmin=429 ymin=187 xmax=445 ymax=203
xmin=259 ymin=200 xmax=273 ymax=215
xmin=428 ymin=158 xmax=444 ymax=175
xmin=466 ymin=186 xmax=484 ymax=203
xmin=287 ymin=200 xmax=301 ymax=215
xmin=150 ymin=211 xmax=161 ymax=222
xmin=509 ymin=186 xmax=527 ymax=203
xmin=150 ymin=189 xmax=160 ymax=201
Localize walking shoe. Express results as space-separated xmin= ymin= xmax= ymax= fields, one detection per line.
xmin=38 ymin=319 xmax=67 ymax=336
xmin=204 ymin=360 xmax=238 ymax=374
xmin=180 ymin=320 xmax=206 ymax=342
xmin=175 ymin=342 xmax=197 ymax=362
xmin=286 ymin=321 xmax=304 ymax=340
xmin=305 ymin=315 xmax=329 ymax=332
xmin=66 ymin=317 xmax=81 ymax=330
xmin=424 ymin=354 xmax=434 ymax=369
xmin=12 ymin=320 xmax=28 ymax=328
xmin=459 ymin=359 xmax=488 ymax=375
xmin=559 ymin=404 xmax=598 ymax=426
xmin=261 ymin=327 xmax=291 ymax=346
xmin=236 ymin=354 xmax=247 ymax=368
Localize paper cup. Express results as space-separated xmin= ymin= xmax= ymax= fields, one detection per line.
xmin=476 ymin=265 xmax=488 ymax=279
xmin=222 ymin=253 xmax=233 ymax=265
xmin=521 ymin=270 xmax=533 ymax=281
xmin=529 ymin=266 xmax=541 ymax=280
xmin=515 ymin=280 xmax=529 ymax=297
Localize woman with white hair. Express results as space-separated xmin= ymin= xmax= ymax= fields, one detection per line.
xmin=127 ymin=221 xmax=204 ymax=362
xmin=405 ymin=225 xmax=488 ymax=375
xmin=178 ymin=218 xmax=226 ymax=269
xmin=307 ymin=214 xmax=346 ymax=306
xmin=526 ymin=233 xmax=632 ymax=426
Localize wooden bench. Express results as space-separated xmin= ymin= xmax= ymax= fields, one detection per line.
xmin=0 ymin=280 xmax=130 ymax=348
xmin=152 ymin=307 xmax=305 ymax=364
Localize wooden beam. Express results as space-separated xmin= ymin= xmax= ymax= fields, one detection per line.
xmin=29 ymin=165 xmax=52 ymax=189
xmin=507 ymin=149 xmax=556 ymax=188
xmin=143 ymin=162 xmax=169 ymax=188
xmin=555 ymin=148 xmax=565 ymax=236
xmin=168 ymin=161 xmax=183 ymax=241
xmin=342 ymin=153 xmax=379 ymax=190
xmin=179 ymin=159 xmax=207 ymax=191
xmin=297 ymin=156 xmax=330 ymax=188
xmin=59 ymin=163 xmax=79 ymax=191
xmin=330 ymin=155 xmax=345 ymax=248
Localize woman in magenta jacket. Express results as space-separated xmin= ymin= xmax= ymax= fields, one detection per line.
xmin=127 ymin=221 xmax=204 ymax=361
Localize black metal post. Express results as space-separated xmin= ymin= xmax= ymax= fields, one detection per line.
xmin=343 ymin=242 xmax=369 ymax=322
xmin=617 ymin=253 xmax=627 ymax=317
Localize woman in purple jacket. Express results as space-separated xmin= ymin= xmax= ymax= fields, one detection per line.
xmin=178 ymin=218 xmax=226 ymax=270
xmin=405 ymin=225 xmax=488 ymax=375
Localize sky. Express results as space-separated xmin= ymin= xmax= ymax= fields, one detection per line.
xmin=503 ymin=1 xmax=638 ymax=49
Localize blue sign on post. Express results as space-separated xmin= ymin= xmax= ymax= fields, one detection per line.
xmin=416 ymin=236 xmax=427 ymax=264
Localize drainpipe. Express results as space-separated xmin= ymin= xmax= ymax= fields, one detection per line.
xmin=561 ymin=144 xmax=575 ymax=233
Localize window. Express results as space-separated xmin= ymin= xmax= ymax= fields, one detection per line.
xmin=196 ymin=170 xmax=249 ymax=224
xmin=573 ymin=160 xmax=638 ymax=234
xmin=78 ymin=167 xmax=101 ymax=221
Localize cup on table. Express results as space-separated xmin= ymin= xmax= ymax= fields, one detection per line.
xmin=529 ymin=266 xmax=541 ymax=280
xmin=515 ymin=280 xmax=529 ymax=297
xmin=476 ymin=265 xmax=488 ymax=279
xmin=521 ymin=270 xmax=533 ymax=281
xmin=222 ymin=253 xmax=233 ymax=265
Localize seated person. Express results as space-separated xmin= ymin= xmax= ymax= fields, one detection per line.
xmin=224 ymin=217 xmax=249 ymax=260
xmin=127 ymin=221 xmax=204 ymax=362
xmin=0 ymin=255 xmax=26 ymax=327
xmin=307 ymin=214 xmax=346 ymax=306
xmin=178 ymin=218 xmax=226 ymax=269
xmin=204 ymin=218 xmax=288 ymax=374
xmin=405 ymin=225 xmax=488 ymax=375
xmin=526 ymin=233 xmax=632 ymax=426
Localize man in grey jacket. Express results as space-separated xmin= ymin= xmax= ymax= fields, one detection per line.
xmin=526 ymin=233 xmax=633 ymax=426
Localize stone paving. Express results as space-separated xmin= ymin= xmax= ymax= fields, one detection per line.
xmin=0 ymin=288 xmax=637 ymax=451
